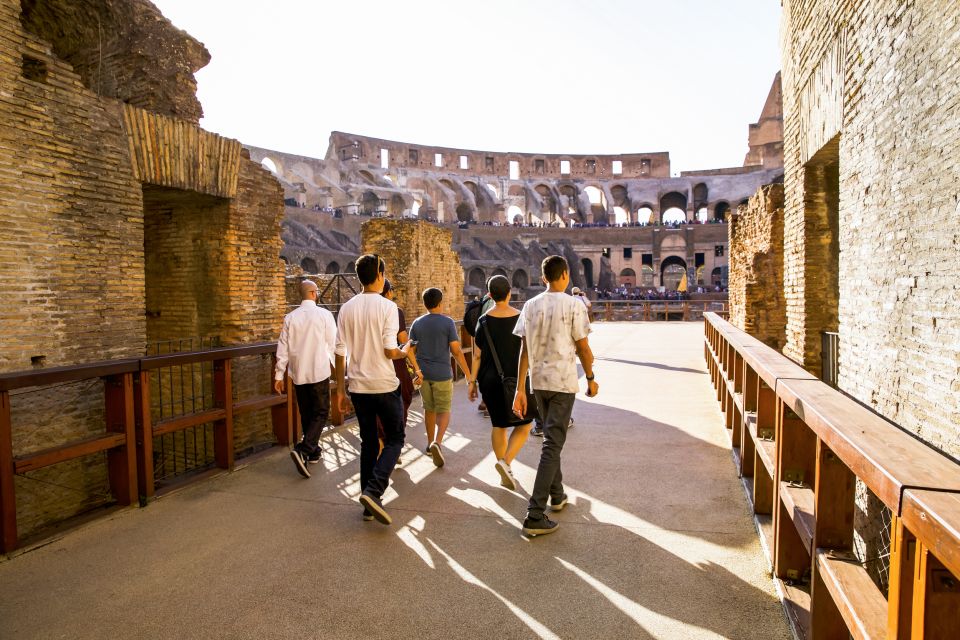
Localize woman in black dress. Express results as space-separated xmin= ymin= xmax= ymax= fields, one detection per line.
xmin=468 ymin=275 xmax=537 ymax=491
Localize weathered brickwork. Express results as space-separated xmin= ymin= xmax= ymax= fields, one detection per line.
xmin=781 ymin=0 xmax=960 ymax=589
xmin=781 ymin=0 xmax=960 ymax=458
xmin=728 ymin=184 xmax=786 ymax=350
xmin=0 ymin=0 xmax=285 ymax=540
xmin=361 ymin=220 xmax=464 ymax=323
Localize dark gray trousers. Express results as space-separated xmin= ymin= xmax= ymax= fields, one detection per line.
xmin=527 ymin=389 xmax=576 ymax=519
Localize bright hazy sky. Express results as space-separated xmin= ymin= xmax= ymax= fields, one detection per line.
xmin=151 ymin=0 xmax=782 ymax=174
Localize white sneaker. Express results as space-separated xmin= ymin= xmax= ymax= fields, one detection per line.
xmin=429 ymin=441 xmax=445 ymax=467
xmin=495 ymin=459 xmax=516 ymax=490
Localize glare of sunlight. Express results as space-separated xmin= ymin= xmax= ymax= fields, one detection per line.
xmin=446 ymin=486 xmax=523 ymax=528
xmin=556 ymin=557 xmax=727 ymax=640
xmin=427 ymin=539 xmax=561 ymax=640
xmin=397 ymin=515 xmax=434 ymax=568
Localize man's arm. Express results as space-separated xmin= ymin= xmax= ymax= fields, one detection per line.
xmin=334 ymin=353 xmax=348 ymax=413
xmin=574 ymin=337 xmax=599 ymax=397
xmin=512 ymin=337 xmax=530 ymax=416
xmin=450 ymin=341 xmax=472 ymax=382
xmin=273 ymin=318 xmax=290 ymax=394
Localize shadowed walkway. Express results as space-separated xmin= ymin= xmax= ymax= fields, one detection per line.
xmin=0 ymin=323 xmax=791 ymax=640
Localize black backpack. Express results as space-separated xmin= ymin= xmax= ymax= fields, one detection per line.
xmin=463 ymin=295 xmax=488 ymax=337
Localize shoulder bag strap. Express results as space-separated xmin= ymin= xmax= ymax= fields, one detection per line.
xmin=480 ymin=317 xmax=506 ymax=380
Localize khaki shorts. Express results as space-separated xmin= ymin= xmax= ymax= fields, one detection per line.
xmin=420 ymin=378 xmax=453 ymax=413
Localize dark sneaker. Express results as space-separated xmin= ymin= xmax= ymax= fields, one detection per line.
xmin=307 ymin=453 xmax=322 ymax=465
xmin=531 ymin=424 xmax=544 ymax=437
xmin=362 ymin=509 xmax=375 ymax=522
xmin=568 ymin=418 xmax=575 ymax=429
xmin=429 ymin=441 xmax=445 ymax=468
xmin=495 ymin=459 xmax=516 ymax=490
xmin=522 ymin=515 xmax=559 ymax=537
xmin=358 ymin=492 xmax=392 ymax=525
xmin=290 ymin=449 xmax=310 ymax=478
xmin=549 ymin=493 xmax=568 ymax=512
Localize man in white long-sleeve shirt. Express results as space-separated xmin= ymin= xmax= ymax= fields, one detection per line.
xmin=275 ymin=279 xmax=337 ymax=479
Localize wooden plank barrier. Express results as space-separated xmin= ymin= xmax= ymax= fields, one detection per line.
xmin=0 ymin=343 xmax=299 ymax=552
xmin=704 ymin=312 xmax=960 ymax=639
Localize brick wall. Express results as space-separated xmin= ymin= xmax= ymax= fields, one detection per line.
xmin=781 ymin=0 xmax=960 ymax=590
xmin=0 ymin=0 xmax=286 ymax=540
xmin=361 ymin=220 xmax=465 ymax=323
xmin=728 ymin=183 xmax=786 ymax=350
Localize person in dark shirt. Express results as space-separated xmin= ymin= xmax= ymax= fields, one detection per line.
xmin=468 ymin=275 xmax=537 ymax=491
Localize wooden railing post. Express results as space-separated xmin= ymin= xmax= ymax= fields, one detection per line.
xmin=272 ymin=373 xmax=294 ymax=446
xmin=810 ymin=439 xmax=856 ymax=637
xmin=888 ymin=517 xmax=915 ymax=639
xmin=134 ymin=370 xmax=154 ymax=502
xmin=0 ymin=390 xmax=16 ymax=553
xmin=104 ymin=373 xmax=138 ymax=506
xmin=213 ymin=359 xmax=234 ymax=470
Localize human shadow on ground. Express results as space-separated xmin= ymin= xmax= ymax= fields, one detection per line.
xmin=594 ymin=356 xmax=705 ymax=375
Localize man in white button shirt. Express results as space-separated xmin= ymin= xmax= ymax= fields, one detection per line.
xmin=513 ymin=256 xmax=599 ymax=537
xmin=274 ymin=280 xmax=337 ymax=479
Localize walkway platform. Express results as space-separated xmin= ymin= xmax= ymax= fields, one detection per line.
xmin=0 ymin=323 xmax=791 ymax=639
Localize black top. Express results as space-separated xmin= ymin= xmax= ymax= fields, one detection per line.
xmin=475 ymin=314 xmax=522 ymax=380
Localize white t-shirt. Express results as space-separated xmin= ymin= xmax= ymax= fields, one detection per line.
xmin=335 ymin=293 xmax=400 ymax=394
xmin=513 ymin=291 xmax=591 ymax=393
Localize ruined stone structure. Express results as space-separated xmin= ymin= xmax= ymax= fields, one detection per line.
xmin=361 ymin=220 xmax=464 ymax=324
xmin=728 ymin=184 xmax=786 ymax=350
xmin=249 ymin=78 xmax=783 ymax=297
xmin=0 ymin=0 xmax=285 ymax=538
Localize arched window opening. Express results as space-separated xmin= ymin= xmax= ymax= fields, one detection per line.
xmin=714 ymin=202 xmax=730 ymax=221
xmin=636 ymin=206 xmax=654 ymax=224
xmin=662 ymin=207 xmax=686 ymax=225
xmin=468 ymin=267 xmax=486 ymax=289
xmin=493 ymin=267 xmax=508 ymax=278
xmin=261 ymin=158 xmax=278 ymax=174
xmin=346 ymin=261 xmax=355 ymax=273
xmin=325 ymin=261 xmax=340 ymax=274
xmin=507 ymin=204 xmax=523 ymax=224
xmin=696 ymin=206 xmax=709 ymax=222
xmin=456 ymin=202 xmax=473 ymax=222
xmin=711 ymin=267 xmax=723 ymax=286
xmin=301 ymin=257 xmax=318 ymax=273
xmin=660 ymin=256 xmax=687 ymax=290
xmin=512 ymin=270 xmax=529 ymax=289
xmin=619 ymin=268 xmax=637 ymax=287
xmin=613 ymin=206 xmax=628 ymax=225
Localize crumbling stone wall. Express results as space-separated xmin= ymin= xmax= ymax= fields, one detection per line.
xmin=728 ymin=184 xmax=786 ymax=350
xmin=0 ymin=0 xmax=285 ymax=540
xmin=361 ymin=220 xmax=464 ymax=324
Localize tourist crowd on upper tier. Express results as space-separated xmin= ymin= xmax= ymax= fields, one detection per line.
xmin=592 ymin=285 xmax=727 ymax=300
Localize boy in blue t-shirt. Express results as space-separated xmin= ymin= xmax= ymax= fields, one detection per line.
xmin=408 ymin=288 xmax=473 ymax=467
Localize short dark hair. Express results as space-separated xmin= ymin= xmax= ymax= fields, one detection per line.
xmin=487 ymin=275 xmax=510 ymax=302
xmin=541 ymin=255 xmax=568 ymax=283
xmin=355 ymin=254 xmax=384 ymax=285
xmin=422 ymin=287 xmax=443 ymax=309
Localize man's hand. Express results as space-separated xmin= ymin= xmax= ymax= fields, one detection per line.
xmin=586 ymin=379 xmax=599 ymax=397
xmin=512 ymin=390 xmax=527 ymax=418
xmin=411 ymin=369 xmax=423 ymax=386
xmin=273 ymin=379 xmax=284 ymax=394
xmin=336 ymin=389 xmax=349 ymax=415
xmin=468 ymin=381 xmax=478 ymax=402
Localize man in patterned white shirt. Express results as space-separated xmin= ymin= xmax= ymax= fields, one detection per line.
xmin=274 ymin=280 xmax=337 ymax=479
xmin=513 ymin=255 xmax=599 ymax=537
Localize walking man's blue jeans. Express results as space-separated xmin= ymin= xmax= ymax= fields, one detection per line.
xmin=527 ymin=389 xmax=575 ymax=519
xmin=350 ymin=387 xmax=405 ymax=499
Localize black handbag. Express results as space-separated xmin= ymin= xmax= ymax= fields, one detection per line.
xmin=480 ymin=317 xmax=537 ymax=423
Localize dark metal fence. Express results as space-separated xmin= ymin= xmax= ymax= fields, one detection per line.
xmin=821 ymin=331 xmax=839 ymax=388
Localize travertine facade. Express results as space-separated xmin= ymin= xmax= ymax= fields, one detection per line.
xmin=1 ymin=0 xmax=285 ymax=538
xmin=728 ymin=184 xmax=786 ymax=350
xmin=780 ymin=0 xmax=960 ymax=459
